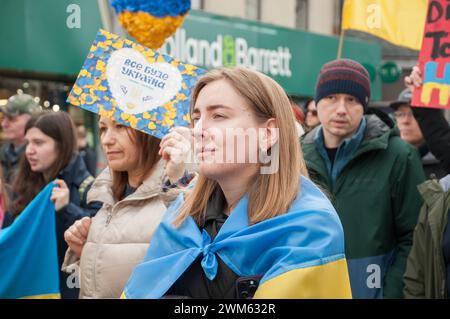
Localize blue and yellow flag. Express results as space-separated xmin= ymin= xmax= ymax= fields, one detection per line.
xmin=342 ymin=0 xmax=428 ymax=50
xmin=0 ymin=183 xmax=60 ymax=299
xmin=123 ymin=176 xmax=352 ymax=299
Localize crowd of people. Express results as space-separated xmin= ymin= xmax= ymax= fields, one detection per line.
xmin=0 ymin=59 xmax=449 ymax=299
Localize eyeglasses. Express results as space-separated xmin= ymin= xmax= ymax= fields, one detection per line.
xmin=393 ymin=111 xmax=414 ymax=119
xmin=307 ymin=110 xmax=318 ymax=116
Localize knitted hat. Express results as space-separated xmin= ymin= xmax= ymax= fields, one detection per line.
xmin=314 ymin=59 xmax=371 ymax=112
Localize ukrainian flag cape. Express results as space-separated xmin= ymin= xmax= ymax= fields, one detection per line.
xmin=0 ymin=182 xmax=60 ymax=299
xmin=123 ymin=176 xmax=352 ymax=299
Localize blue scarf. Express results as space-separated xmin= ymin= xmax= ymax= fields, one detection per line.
xmin=123 ymin=176 xmax=352 ymax=299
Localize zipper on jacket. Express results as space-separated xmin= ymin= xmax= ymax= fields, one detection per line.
xmin=104 ymin=192 xmax=160 ymax=227
xmin=105 ymin=212 xmax=112 ymax=226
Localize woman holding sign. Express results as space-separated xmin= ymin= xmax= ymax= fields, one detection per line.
xmin=122 ymin=67 xmax=352 ymax=299
xmin=405 ymin=66 xmax=450 ymax=173
xmin=62 ymin=115 xmax=195 ymax=298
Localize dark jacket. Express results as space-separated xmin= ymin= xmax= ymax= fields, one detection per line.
xmin=413 ymin=107 xmax=450 ymax=174
xmin=418 ymin=144 xmax=447 ymax=180
xmin=404 ymin=176 xmax=450 ymax=299
xmin=301 ymin=110 xmax=425 ymax=299
xmin=165 ymin=188 xmax=241 ymax=299
xmin=55 ymin=154 xmax=102 ymax=298
xmin=79 ymin=146 xmax=97 ymax=177
xmin=1 ymin=212 xmax=13 ymax=229
xmin=0 ymin=143 xmax=25 ymax=184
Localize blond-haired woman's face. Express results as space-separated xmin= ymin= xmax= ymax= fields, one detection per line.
xmin=191 ymin=79 xmax=266 ymax=180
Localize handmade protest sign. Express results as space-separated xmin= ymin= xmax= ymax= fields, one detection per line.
xmin=68 ymin=29 xmax=206 ymax=138
xmin=412 ymin=0 xmax=450 ymax=109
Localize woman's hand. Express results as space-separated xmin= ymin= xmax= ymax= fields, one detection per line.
xmin=159 ymin=127 xmax=193 ymax=182
xmin=51 ymin=179 xmax=70 ymax=211
xmin=64 ymin=217 xmax=91 ymax=258
xmin=404 ymin=65 xmax=422 ymax=93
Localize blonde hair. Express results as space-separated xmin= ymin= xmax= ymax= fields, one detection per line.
xmin=174 ymin=67 xmax=309 ymax=227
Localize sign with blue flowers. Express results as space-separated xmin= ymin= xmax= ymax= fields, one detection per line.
xmin=68 ymin=29 xmax=206 ymax=139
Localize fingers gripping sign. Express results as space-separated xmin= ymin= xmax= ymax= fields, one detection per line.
xmin=159 ymin=127 xmax=193 ymax=182
xmin=404 ymin=66 xmax=423 ymax=93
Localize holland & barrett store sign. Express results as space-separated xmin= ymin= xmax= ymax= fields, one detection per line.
xmin=162 ymin=10 xmax=381 ymax=99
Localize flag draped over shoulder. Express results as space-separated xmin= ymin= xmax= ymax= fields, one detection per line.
xmin=123 ymin=176 xmax=352 ymax=299
xmin=342 ymin=0 xmax=428 ymax=50
xmin=0 ymin=182 xmax=60 ymax=299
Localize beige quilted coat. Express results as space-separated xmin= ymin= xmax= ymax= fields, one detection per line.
xmin=62 ymin=161 xmax=184 ymax=299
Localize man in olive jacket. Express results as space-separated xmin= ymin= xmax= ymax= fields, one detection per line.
xmin=301 ymin=59 xmax=425 ymax=298
xmin=403 ymin=175 xmax=450 ymax=299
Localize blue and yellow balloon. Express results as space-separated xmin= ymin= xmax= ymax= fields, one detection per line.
xmin=110 ymin=0 xmax=191 ymax=50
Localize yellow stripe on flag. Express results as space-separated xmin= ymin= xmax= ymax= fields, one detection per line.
xmin=254 ymin=258 xmax=352 ymax=299
xmin=21 ymin=293 xmax=61 ymax=299
xmin=342 ymin=0 xmax=428 ymax=50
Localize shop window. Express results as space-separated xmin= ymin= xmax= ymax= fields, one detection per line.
xmin=296 ymin=0 xmax=308 ymax=30
xmin=192 ymin=0 xmax=204 ymax=10
xmin=246 ymin=0 xmax=261 ymax=21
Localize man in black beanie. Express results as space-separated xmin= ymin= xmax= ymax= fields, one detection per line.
xmin=301 ymin=59 xmax=425 ymax=299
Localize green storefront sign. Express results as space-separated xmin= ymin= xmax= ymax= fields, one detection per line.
xmin=0 ymin=3 xmax=381 ymax=99
xmin=163 ymin=11 xmax=381 ymax=99
xmin=0 ymin=0 xmax=103 ymax=76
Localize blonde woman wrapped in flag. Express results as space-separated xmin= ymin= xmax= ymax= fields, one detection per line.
xmin=123 ymin=67 xmax=352 ymax=299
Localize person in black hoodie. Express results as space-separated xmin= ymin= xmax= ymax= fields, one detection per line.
xmin=405 ymin=66 xmax=450 ymax=174
xmin=4 ymin=111 xmax=101 ymax=299
xmin=389 ymin=88 xmax=447 ymax=179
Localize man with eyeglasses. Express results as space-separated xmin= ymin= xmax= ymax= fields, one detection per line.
xmin=405 ymin=66 xmax=450 ymax=175
xmin=390 ymin=88 xmax=447 ymax=179
xmin=302 ymin=59 xmax=425 ymax=299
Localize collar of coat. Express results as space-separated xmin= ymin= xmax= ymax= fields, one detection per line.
xmin=86 ymin=160 xmax=165 ymax=206
xmin=302 ymin=110 xmax=398 ymax=159
xmin=417 ymin=177 xmax=450 ymax=246
xmin=58 ymin=154 xmax=91 ymax=188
